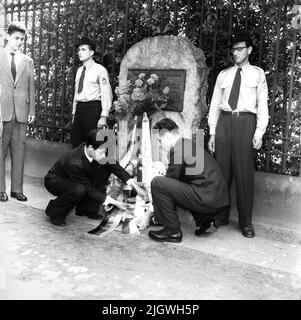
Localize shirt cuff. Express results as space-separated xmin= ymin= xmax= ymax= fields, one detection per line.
xmin=209 ymin=127 xmax=216 ymax=135
xmin=126 ymin=178 xmax=134 ymax=186
xmin=103 ymin=195 xmax=113 ymax=206
xmin=254 ymin=128 xmax=265 ymax=139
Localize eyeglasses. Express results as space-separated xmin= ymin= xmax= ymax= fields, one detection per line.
xmin=231 ymin=46 xmax=247 ymax=53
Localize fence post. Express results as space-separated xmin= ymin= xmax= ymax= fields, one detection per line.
xmin=0 ymin=2 xmax=5 ymax=48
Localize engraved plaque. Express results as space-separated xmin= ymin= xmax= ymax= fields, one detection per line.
xmin=128 ymin=69 xmax=186 ymax=112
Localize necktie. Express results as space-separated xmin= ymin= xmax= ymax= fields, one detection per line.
xmin=228 ymin=67 xmax=242 ymax=110
xmin=77 ymin=66 xmax=86 ymax=93
xmin=10 ymin=52 xmax=16 ymax=81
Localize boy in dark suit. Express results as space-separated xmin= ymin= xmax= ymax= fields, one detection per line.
xmin=149 ymin=119 xmax=229 ymax=243
xmin=0 ymin=21 xmax=36 ymax=202
xmin=44 ymin=129 xmax=147 ymax=226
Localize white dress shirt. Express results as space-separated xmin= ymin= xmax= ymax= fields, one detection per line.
xmin=73 ymin=60 xmax=113 ymax=118
xmin=208 ymin=62 xmax=269 ymax=138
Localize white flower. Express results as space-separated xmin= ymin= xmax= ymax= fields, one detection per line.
xmin=119 ymin=94 xmax=130 ymax=104
xmin=152 ymin=161 xmax=167 ymax=176
xmin=131 ymin=88 xmax=146 ymax=101
xmin=146 ymin=78 xmax=155 ymax=85
xmin=150 ymin=74 xmax=159 ymax=81
xmin=135 ymin=79 xmax=143 ymax=87
xmin=138 ymin=73 xmax=146 ymax=78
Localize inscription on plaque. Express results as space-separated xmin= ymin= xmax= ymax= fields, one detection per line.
xmin=128 ymin=69 xmax=186 ymax=112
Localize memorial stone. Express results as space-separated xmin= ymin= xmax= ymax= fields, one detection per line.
xmin=118 ymin=35 xmax=209 ymax=137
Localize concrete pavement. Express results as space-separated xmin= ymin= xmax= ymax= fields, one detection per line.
xmin=0 ymin=175 xmax=301 ymax=300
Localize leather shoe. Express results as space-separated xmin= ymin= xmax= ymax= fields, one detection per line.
xmin=0 ymin=192 xmax=8 ymax=202
xmin=49 ymin=216 xmax=67 ymax=227
xmin=195 ymin=221 xmax=211 ymax=236
xmin=148 ymin=227 xmax=182 ymax=243
xmin=11 ymin=192 xmax=28 ymax=201
xmin=240 ymin=224 xmax=255 ymax=238
xmin=75 ymin=211 xmax=102 ymax=220
xmin=213 ymin=218 xmax=229 ymax=228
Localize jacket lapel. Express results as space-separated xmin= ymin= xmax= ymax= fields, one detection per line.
xmin=0 ymin=49 xmax=14 ymax=84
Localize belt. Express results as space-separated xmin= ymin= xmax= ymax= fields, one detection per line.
xmin=77 ymin=100 xmax=101 ymax=107
xmin=221 ymin=110 xmax=255 ymax=116
xmin=77 ymin=100 xmax=101 ymax=104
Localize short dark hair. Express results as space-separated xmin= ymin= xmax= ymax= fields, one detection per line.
xmin=86 ymin=129 xmax=108 ymax=150
xmin=7 ymin=21 xmax=26 ymax=35
xmin=153 ymin=118 xmax=179 ymax=132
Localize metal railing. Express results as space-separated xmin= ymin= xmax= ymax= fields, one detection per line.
xmin=3 ymin=0 xmax=301 ymax=176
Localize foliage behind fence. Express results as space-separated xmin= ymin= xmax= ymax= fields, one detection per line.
xmin=3 ymin=0 xmax=301 ymax=176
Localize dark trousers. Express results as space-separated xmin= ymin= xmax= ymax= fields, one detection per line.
xmin=71 ymin=100 xmax=102 ymax=148
xmin=151 ymin=176 xmax=224 ymax=231
xmin=44 ymin=176 xmax=88 ymax=219
xmin=0 ymin=111 xmax=26 ymax=193
xmin=44 ymin=165 xmax=108 ymax=219
xmin=214 ymin=113 xmax=256 ymax=226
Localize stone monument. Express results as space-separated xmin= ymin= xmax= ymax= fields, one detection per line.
xmin=118 ymin=35 xmax=209 ymax=137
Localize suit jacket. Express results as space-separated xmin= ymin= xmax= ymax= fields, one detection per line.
xmin=0 ymin=48 xmax=35 ymax=122
xmin=45 ymin=143 xmax=131 ymax=203
xmin=166 ymin=138 xmax=229 ymax=208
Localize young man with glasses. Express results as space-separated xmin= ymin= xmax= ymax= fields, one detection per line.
xmin=71 ymin=37 xmax=113 ymax=148
xmin=208 ymin=32 xmax=269 ymax=238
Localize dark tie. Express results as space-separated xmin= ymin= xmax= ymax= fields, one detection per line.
xmin=77 ymin=66 xmax=86 ymax=93
xmin=228 ymin=67 xmax=242 ymax=110
xmin=10 ymin=52 xmax=16 ymax=81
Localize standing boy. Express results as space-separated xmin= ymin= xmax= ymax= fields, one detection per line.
xmin=0 ymin=21 xmax=35 ymax=202
xmin=208 ymin=32 xmax=269 ymax=238
xmin=71 ymin=37 xmax=113 ymax=148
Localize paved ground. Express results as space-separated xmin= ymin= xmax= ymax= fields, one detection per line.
xmin=0 ymin=175 xmax=301 ymax=300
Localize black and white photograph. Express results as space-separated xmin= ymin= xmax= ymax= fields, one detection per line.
xmin=0 ymin=0 xmax=300 ymax=307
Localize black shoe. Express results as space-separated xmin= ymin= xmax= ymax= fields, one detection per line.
xmin=75 ymin=211 xmax=102 ymax=220
xmin=213 ymin=218 xmax=229 ymax=228
xmin=49 ymin=216 xmax=67 ymax=227
xmin=11 ymin=192 xmax=28 ymax=201
xmin=240 ymin=224 xmax=255 ymax=238
xmin=194 ymin=221 xmax=211 ymax=236
xmin=148 ymin=228 xmax=182 ymax=243
xmin=0 ymin=192 xmax=8 ymax=202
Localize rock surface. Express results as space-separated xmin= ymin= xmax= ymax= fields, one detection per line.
xmin=119 ymin=35 xmax=208 ymax=137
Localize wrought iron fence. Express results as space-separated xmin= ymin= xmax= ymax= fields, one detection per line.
xmin=3 ymin=0 xmax=301 ymax=176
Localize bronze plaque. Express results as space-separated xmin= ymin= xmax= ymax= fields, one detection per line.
xmin=128 ymin=69 xmax=186 ymax=112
